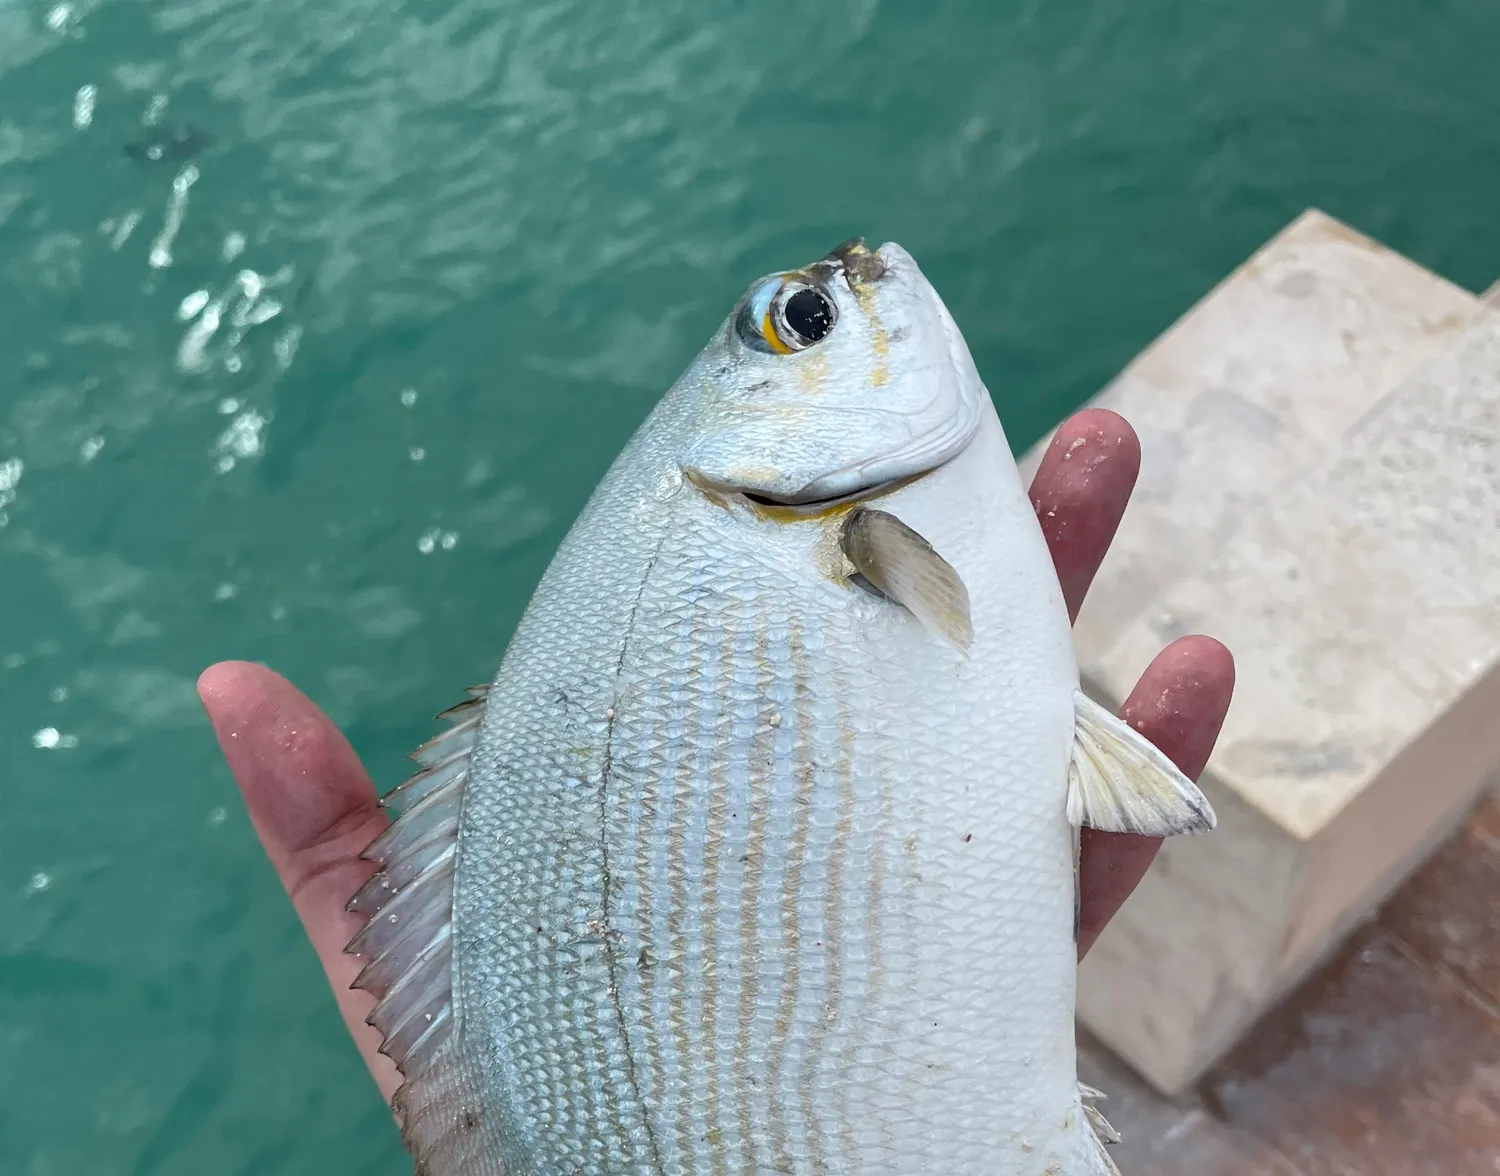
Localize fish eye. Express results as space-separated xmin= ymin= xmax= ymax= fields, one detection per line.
xmin=782 ymin=288 xmax=835 ymax=344
xmin=736 ymin=278 xmax=838 ymax=354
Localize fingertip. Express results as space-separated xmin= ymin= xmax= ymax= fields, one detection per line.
xmin=1119 ymin=635 xmax=1236 ymax=781
xmin=197 ymin=660 xmax=294 ymax=734
xmin=1029 ymin=409 xmax=1142 ymax=621
xmin=1179 ymin=634 xmax=1236 ymax=690
xmin=198 ymin=660 xmax=380 ymax=862
xmin=1034 ymin=409 xmax=1141 ymax=490
xmin=197 ymin=659 xmax=253 ymax=702
xmin=1056 ymin=408 xmax=1140 ymax=460
xmin=1139 ymin=633 xmax=1235 ymax=683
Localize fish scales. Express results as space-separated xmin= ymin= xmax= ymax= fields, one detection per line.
xmin=462 ymin=414 xmax=1081 ymax=1173
xmin=351 ymin=240 xmax=1216 ymax=1175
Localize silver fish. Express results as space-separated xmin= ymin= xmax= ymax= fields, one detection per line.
xmin=346 ymin=238 xmax=1215 ymax=1175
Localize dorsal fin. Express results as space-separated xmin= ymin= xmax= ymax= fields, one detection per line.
xmin=346 ymin=687 xmax=499 ymax=1174
xmin=1080 ymin=1083 xmax=1122 ymax=1174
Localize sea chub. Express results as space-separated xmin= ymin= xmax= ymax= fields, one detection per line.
xmin=346 ymin=239 xmax=1216 ymax=1176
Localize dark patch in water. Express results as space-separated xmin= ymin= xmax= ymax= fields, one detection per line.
xmin=124 ymin=124 xmax=215 ymax=165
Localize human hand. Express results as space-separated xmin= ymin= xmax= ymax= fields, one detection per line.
xmin=1026 ymin=410 xmax=1234 ymax=950
xmin=196 ymin=407 xmax=1234 ymax=1102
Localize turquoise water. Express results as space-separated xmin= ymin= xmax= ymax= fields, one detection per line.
xmin=2 ymin=1 xmax=1497 ymax=1171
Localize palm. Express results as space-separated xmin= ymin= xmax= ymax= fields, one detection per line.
xmin=197 ymin=408 xmax=1234 ymax=1102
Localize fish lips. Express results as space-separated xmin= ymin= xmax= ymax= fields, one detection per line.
xmin=680 ymin=413 xmax=977 ymax=510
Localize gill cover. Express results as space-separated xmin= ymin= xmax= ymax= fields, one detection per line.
xmin=679 ymin=241 xmax=985 ymax=504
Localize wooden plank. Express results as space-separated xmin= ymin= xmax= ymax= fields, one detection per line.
xmin=1198 ymin=927 xmax=1500 ymax=1175
xmin=1380 ymin=791 xmax=1500 ymax=1007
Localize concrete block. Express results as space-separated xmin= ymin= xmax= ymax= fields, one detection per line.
xmin=1021 ymin=209 xmax=1479 ymax=660
xmin=1020 ymin=210 xmax=1500 ymax=1096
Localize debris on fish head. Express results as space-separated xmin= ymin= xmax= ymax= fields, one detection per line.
xmin=679 ymin=238 xmax=987 ymax=511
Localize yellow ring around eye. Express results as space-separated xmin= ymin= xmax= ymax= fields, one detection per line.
xmin=760 ymin=308 xmax=793 ymax=354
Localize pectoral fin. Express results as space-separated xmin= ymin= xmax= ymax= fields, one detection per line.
xmin=1067 ymin=690 xmax=1216 ymax=835
xmin=840 ymin=508 xmax=972 ymax=650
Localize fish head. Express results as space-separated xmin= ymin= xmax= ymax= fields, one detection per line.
xmin=678 ymin=239 xmax=986 ymax=508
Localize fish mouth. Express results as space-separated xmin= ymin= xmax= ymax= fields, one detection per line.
xmin=683 ymin=468 xmax=918 ymax=518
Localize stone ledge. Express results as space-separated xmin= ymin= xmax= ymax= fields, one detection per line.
xmin=1022 ymin=209 xmax=1479 ymax=658
xmin=1021 ymin=209 xmax=1498 ymax=1095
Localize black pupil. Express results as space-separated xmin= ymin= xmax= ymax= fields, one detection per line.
xmin=783 ymin=288 xmax=834 ymax=343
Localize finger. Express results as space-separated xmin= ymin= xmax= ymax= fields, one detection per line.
xmin=197 ymin=660 xmax=401 ymax=1100
xmin=1028 ymin=408 xmax=1141 ymax=622
xmin=1076 ymin=636 xmax=1235 ymax=957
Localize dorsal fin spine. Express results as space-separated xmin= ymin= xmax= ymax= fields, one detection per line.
xmin=344 ymin=688 xmax=496 ymax=1173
